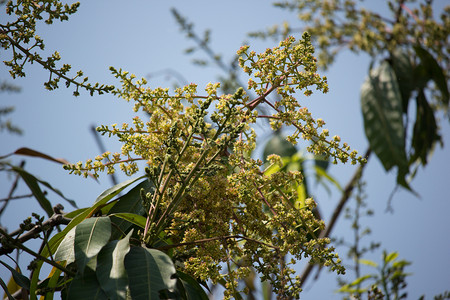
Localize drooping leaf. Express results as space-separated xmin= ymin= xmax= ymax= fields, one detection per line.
xmin=66 ymin=267 xmax=108 ymax=300
xmin=9 ymin=166 xmax=53 ymax=217
xmin=74 ymin=217 xmax=111 ymax=274
xmin=0 ymin=277 xmax=15 ymax=300
xmin=7 ymin=164 xmax=78 ymax=209
xmin=0 ymin=261 xmax=30 ymax=290
xmin=124 ymin=247 xmax=177 ymax=299
xmin=176 ymin=270 xmax=209 ymax=300
xmin=414 ymin=45 xmax=449 ymax=106
xmin=361 ymin=61 xmax=409 ymax=184
xmin=390 ymin=50 xmax=414 ymax=112
xmin=410 ymin=90 xmax=441 ymax=165
xmin=96 ymin=231 xmax=133 ymax=300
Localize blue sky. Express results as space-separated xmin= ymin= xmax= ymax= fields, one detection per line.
xmin=1 ymin=1 xmax=449 ymax=298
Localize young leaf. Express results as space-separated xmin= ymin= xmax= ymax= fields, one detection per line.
xmin=124 ymin=247 xmax=177 ymax=299
xmin=96 ymin=230 xmax=133 ymax=300
xmin=74 ymin=217 xmax=111 ymax=274
xmin=361 ymin=61 xmax=409 ymax=184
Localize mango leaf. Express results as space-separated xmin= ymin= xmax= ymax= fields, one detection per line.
xmin=390 ymin=50 xmax=414 ymax=113
xmin=0 ymin=261 xmax=30 ymax=290
xmin=108 ymin=179 xmax=150 ymax=239
xmin=43 ymin=175 xmax=146 ymax=259
xmin=361 ymin=61 xmax=409 ymax=187
xmin=410 ymin=90 xmax=441 ymax=166
xmin=358 ymin=259 xmax=378 ymax=268
xmin=95 ymin=175 xmax=147 ymax=204
xmin=124 ymin=247 xmax=177 ymax=299
xmin=0 ymin=277 xmax=15 ymax=300
xmin=263 ymin=131 xmax=297 ymax=163
xmin=9 ymin=166 xmax=53 ymax=217
xmin=9 ymin=164 xmax=78 ymax=209
xmin=96 ymin=231 xmax=133 ymax=300
xmin=74 ymin=217 xmax=111 ymax=274
xmin=384 ymin=251 xmax=399 ymax=263
xmin=67 ymin=267 xmax=108 ymax=300
xmin=54 ymin=227 xmax=76 ymax=264
xmin=414 ymin=45 xmax=449 ymax=106
xmin=176 ymin=270 xmax=209 ymax=300
xmin=110 ymin=213 xmax=147 ymax=229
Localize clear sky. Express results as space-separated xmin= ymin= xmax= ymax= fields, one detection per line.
xmin=1 ymin=1 xmax=449 ymax=299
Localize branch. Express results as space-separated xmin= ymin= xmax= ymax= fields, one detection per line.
xmin=299 ymin=148 xmax=371 ymax=287
xmin=0 ymin=204 xmax=71 ymax=256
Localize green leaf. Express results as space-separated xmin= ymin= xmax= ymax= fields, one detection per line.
xmin=0 ymin=260 xmax=30 ymax=290
xmin=43 ymin=175 xmax=146 ymax=259
xmin=384 ymin=251 xmax=399 ymax=263
xmin=347 ymin=274 xmax=374 ymax=287
xmin=74 ymin=217 xmax=111 ymax=274
xmin=96 ymin=231 xmax=133 ymax=300
xmin=176 ymin=270 xmax=209 ymax=300
xmin=414 ymin=45 xmax=449 ymax=106
xmin=54 ymin=227 xmax=76 ymax=264
xmin=358 ymin=259 xmax=378 ymax=268
xmin=10 ymin=166 xmax=53 ymax=217
xmin=390 ymin=50 xmax=414 ymax=113
xmin=263 ymin=131 xmax=297 ymax=163
xmin=67 ymin=267 xmax=108 ymax=300
xmin=0 ymin=277 xmax=15 ymax=300
xmin=124 ymin=246 xmax=177 ymax=299
xmin=108 ymin=179 xmax=151 ymax=239
xmin=361 ymin=61 xmax=409 ymax=184
xmin=410 ymin=90 xmax=441 ymax=166
xmin=9 ymin=165 xmax=78 ymax=209
xmin=95 ymin=175 xmax=147 ymax=204
xmin=110 ymin=213 xmax=147 ymax=229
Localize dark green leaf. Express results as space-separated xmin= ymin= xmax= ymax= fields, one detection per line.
xmin=108 ymin=179 xmax=150 ymax=239
xmin=0 ymin=277 xmax=15 ymax=300
xmin=9 ymin=164 xmax=78 ymax=208
xmin=414 ymin=45 xmax=449 ymax=106
xmin=44 ymin=176 xmax=146 ymax=259
xmin=124 ymin=247 xmax=177 ymax=299
xmin=361 ymin=61 xmax=409 ymax=184
xmin=176 ymin=270 xmax=209 ymax=300
xmin=10 ymin=166 xmax=53 ymax=217
xmin=0 ymin=261 xmax=30 ymax=290
xmin=74 ymin=217 xmax=111 ymax=274
xmin=96 ymin=231 xmax=132 ymax=300
xmin=67 ymin=267 xmax=108 ymax=300
xmin=263 ymin=131 xmax=297 ymax=163
xmin=410 ymin=90 xmax=441 ymax=165
xmin=390 ymin=50 xmax=414 ymax=112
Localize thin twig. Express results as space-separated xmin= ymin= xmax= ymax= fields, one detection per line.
xmin=299 ymin=148 xmax=371 ymax=287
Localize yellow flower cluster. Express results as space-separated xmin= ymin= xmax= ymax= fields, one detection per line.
xmin=63 ymin=34 xmax=362 ymax=298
